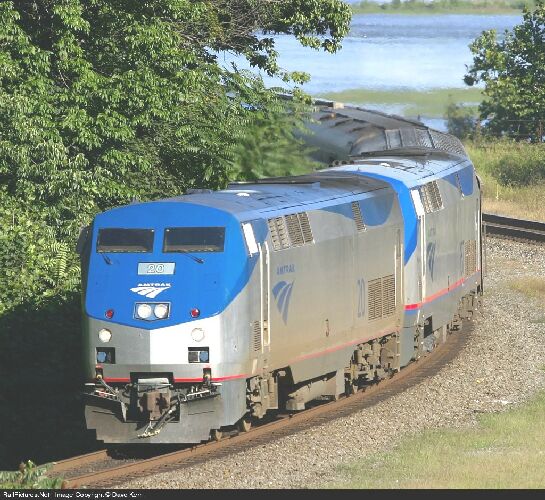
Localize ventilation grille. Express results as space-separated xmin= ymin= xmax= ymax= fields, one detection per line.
xmin=383 ymin=128 xmax=467 ymax=157
xmin=298 ymin=212 xmax=313 ymax=243
xmin=351 ymin=202 xmax=366 ymax=232
xmin=429 ymin=130 xmax=467 ymax=157
xmin=414 ymin=128 xmax=434 ymax=148
xmin=252 ymin=321 xmax=261 ymax=352
xmin=368 ymin=278 xmax=382 ymax=321
xmin=419 ymin=181 xmax=443 ymax=213
xmin=268 ymin=212 xmax=313 ymax=250
xmin=382 ymin=275 xmax=396 ymax=316
xmin=368 ymin=275 xmax=396 ymax=320
xmin=464 ymin=240 xmax=477 ymax=277
xmin=268 ymin=217 xmax=290 ymax=251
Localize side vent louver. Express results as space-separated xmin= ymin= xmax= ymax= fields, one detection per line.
xmin=382 ymin=275 xmax=396 ymax=316
xmin=351 ymin=201 xmax=366 ymax=232
xmin=368 ymin=274 xmax=396 ymax=321
xmin=286 ymin=214 xmax=305 ymax=246
xmin=298 ymin=212 xmax=313 ymax=243
xmin=464 ymin=240 xmax=477 ymax=277
xmin=368 ymin=278 xmax=382 ymax=321
xmin=268 ymin=212 xmax=313 ymax=250
xmin=419 ymin=181 xmax=443 ymax=213
xmin=252 ymin=321 xmax=261 ymax=352
xmin=268 ymin=217 xmax=290 ymax=251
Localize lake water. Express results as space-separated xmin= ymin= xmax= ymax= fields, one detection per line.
xmin=226 ymin=13 xmax=521 ymax=95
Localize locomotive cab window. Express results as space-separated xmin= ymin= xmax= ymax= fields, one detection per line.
xmin=163 ymin=227 xmax=225 ymax=253
xmin=97 ymin=228 xmax=154 ymax=253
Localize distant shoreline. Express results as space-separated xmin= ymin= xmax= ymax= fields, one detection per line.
xmin=319 ymin=87 xmax=483 ymax=118
xmin=351 ymin=0 xmax=531 ymax=15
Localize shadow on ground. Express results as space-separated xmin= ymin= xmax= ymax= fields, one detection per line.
xmin=0 ymin=293 xmax=100 ymax=470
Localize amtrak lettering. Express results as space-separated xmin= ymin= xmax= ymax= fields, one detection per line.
xmin=277 ymin=264 xmax=295 ymax=275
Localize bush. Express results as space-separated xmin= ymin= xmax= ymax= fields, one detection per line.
xmin=0 ymin=461 xmax=63 ymax=489
xmin=465 ymin=139 xmax=545 ymax=186
xmin=491 ymin=144 xmax=545 ymax=186
xmin=445 ymin=102 xmax=477 ymax=139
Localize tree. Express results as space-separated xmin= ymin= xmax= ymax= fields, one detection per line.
xmin=464 ymin=1 xmax=545 ymax=141
xmin=0 ymin=0 xmax=351 ymax=311
xmin=444 ymin=102 xmax=476 ymax=139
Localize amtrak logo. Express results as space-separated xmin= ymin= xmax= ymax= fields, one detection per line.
xmin=130 ymin=283 xmax=171 ymax=298
xmin=427 ymin=242 xmax=436 ymax=280
xmin=272 ymin=280 xmax=294 ymax=324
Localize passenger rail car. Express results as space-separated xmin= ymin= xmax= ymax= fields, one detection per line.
xmin=79 ymin=109 xmax=483 ymax=444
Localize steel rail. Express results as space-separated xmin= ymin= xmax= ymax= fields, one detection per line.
xmin=51 ymin=321 xmax=472 ymax=489
xmin=482 ymin=213 xmax=545 ymax=243
xmin=49 ymin=449 xmax=110 ymax=474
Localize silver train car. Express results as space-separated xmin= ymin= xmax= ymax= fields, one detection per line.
xmin=79 ymin=105 xmax=483 ymax=444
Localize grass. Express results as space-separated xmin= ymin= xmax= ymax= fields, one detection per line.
xmin=510 ymin=277 xmax=545 ymax=303
xmin=351 ymin=0 xmax=534 ymax=15
xmin=325 ymin=391 xmax=545 ymax=488
xmin=319 ymin=87 xmax=483 ymax=119
xmin=465 ymin=140 xmax=545 ymax=222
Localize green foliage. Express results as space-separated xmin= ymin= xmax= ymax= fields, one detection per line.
xmin=466 ymin=138 xmax=545 ymax=186
xmin=488 ymin=142 xmax=545 ymax=185
xmin=230 ymin=90 xmax=320 ymax=180
xmin=445 ymin=102 xmax=477 ymax=139
xmin=0 ymin=0 xmax=351 ymax=316
xmin=465 ymin=1 xmax=545 ymax=141
xmin=0 ymin=461 xmax=63 ymax=489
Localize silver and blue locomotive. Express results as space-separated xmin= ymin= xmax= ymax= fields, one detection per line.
xmin=80 ymin=104 xmax=483 ymax=444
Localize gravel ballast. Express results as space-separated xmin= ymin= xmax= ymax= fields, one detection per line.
xmin=120 ymin=238 xmax=545 ymax=489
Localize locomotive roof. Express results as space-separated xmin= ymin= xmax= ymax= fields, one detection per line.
xmin=154 ymin=170 xmax=391 ymax=220
xmin=331 ymin=150 xmax=471 ymax=189
xmin=102 ymin=150 xmax=469 ymax=223
xmin=134 ymin=151 xmax=469 ymax=220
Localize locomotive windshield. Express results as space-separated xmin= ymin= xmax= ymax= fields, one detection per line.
xmin=163 ymin=227 xmax=225 ymax=253
xmin=97 ymin=228 xmax=154 ymax=253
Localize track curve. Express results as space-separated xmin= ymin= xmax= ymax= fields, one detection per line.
xmin=51 ymin=319 xmax=473 ymax=489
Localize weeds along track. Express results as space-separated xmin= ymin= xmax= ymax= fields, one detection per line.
xmin=483 ymin=213 xmax=545 ymax=244
xmin=49 ymin=321 xmax=473 ymax=489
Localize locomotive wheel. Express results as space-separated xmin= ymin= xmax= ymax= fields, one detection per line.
xmin=211 ymin=429 xmax=223 ymax=442
xmin=237 ymin=417 xmax=252 ymax=433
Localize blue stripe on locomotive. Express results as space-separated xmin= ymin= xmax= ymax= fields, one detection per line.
xmin=350 ymin=171 xmax=419 ymax=264
xmin=321 ymin=193 xmax=395 ymax=226
xmin=443 ymin=166 xmax=474 ymax=196
xmin=85 ymin=201 xmax=258 ymax=329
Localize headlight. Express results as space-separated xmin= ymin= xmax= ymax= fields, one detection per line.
xmin=154 ymin=303 xmax=169 ymax=319
xmin=191 ymin=328 xmax=205 ymax=342
xmin=136 ymin=303 xmax=153 ymax=319
xmin=98 ymin=328 xmax=112 ymax=343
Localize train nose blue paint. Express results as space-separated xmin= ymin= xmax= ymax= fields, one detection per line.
xmin=85 ymin=201 xmax=252 ymax=329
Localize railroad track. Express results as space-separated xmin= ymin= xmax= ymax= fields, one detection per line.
xmin=49 ymin=320 xmax=473 ymax=489
xmin=482 ymin=213 xmax=545 ymax=244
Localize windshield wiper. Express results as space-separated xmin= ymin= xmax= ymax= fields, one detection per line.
xmin=182 ymin=254 xmax=204 ymax=264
